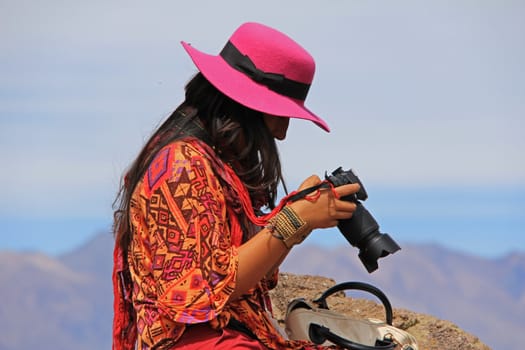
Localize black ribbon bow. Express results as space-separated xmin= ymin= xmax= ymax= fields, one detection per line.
xmin=220 ymin=41 xmax=310 ymax=101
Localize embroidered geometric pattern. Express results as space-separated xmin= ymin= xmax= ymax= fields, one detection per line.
xmin=145 ymin=147 xmax=172 ymax=196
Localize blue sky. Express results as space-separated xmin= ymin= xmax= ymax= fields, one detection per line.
xmin=1 ymin=0 xmax=524 ymax=258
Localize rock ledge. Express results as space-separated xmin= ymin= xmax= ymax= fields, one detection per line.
xmin=269 ymin=273 xmax=491 ymax=350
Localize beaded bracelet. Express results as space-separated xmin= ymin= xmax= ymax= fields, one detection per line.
xmin=266 ymin=206 xmax=312 ymax=248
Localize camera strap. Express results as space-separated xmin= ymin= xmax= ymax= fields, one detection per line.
xmin=285 ymin=181 xmax=335 ymax=203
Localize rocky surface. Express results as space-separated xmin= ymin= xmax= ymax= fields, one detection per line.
xmin=269 ymin=273 xmax=491 ymax=350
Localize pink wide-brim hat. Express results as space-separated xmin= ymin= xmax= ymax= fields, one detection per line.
xmin=181 ymin=22 xmax=330 ymax=132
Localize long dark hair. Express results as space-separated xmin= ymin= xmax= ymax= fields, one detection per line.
xmin=113 ymin=72 xmax=285 ymax=251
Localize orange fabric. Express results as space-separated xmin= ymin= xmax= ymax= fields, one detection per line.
xmin=128 ymin=140 xmax=239 ymax=348
xmin=113 ymin=137 xmax=336 ymax=349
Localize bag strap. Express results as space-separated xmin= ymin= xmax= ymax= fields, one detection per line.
xmin=312 ymin=281 xmax=393 ymax=325
xmin=309 ymin=323 xmax=396 ymax=350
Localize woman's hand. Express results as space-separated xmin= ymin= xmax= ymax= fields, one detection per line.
xmin=232 ymin=175 xmax=360 ymax=300
xmin=288 ymin=175 xmax=360 ymax=230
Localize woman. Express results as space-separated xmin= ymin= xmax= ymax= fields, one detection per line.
xmin=112 ymin=22 xmax=360 ymax=350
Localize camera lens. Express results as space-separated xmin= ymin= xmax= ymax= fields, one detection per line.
xmin=327 ymin=168 xmax=401 ymax=273
xmin=337 ymin=202 xmax=400 ymax=272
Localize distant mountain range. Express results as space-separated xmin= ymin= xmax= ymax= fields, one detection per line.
xmin=1 ymin=232 xmax=523 ymax=350
xmin=0 ymin=233 xmax=114 ymax=350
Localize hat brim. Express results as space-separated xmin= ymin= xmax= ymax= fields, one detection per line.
xmin=181 ymin=42 xmax=330 ymax=132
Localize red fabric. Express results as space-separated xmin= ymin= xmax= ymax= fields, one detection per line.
xmin=174 ymin=323 xmax=269 ymax=349
xmin=112 ymin=244 xmax=137 ymax=350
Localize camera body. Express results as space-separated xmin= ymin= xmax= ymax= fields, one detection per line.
xmin=326 ymin=167 xmax=401 ymax=273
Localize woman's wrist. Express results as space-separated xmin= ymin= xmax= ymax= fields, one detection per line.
xmin=265 ymin=206 xmax=312 ymax=248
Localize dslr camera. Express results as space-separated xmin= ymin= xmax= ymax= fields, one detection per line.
xmin=326 ymin=167 xmax=401 ymax=273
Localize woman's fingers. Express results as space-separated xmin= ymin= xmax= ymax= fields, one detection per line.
xmin=297 ymin=175 xmax=321 ymax=190
xmin=334 ymin=198 xmax=357 ymax=213
xmin=333 ymin=183 xmax=361 ymax=198
xmin=291 ymin=176 xmax=362 ymax=229
xmin=326 ymin=183 xmax=359 ymax=219
xmin=296 ymin=176 xmax=360 ymax=198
